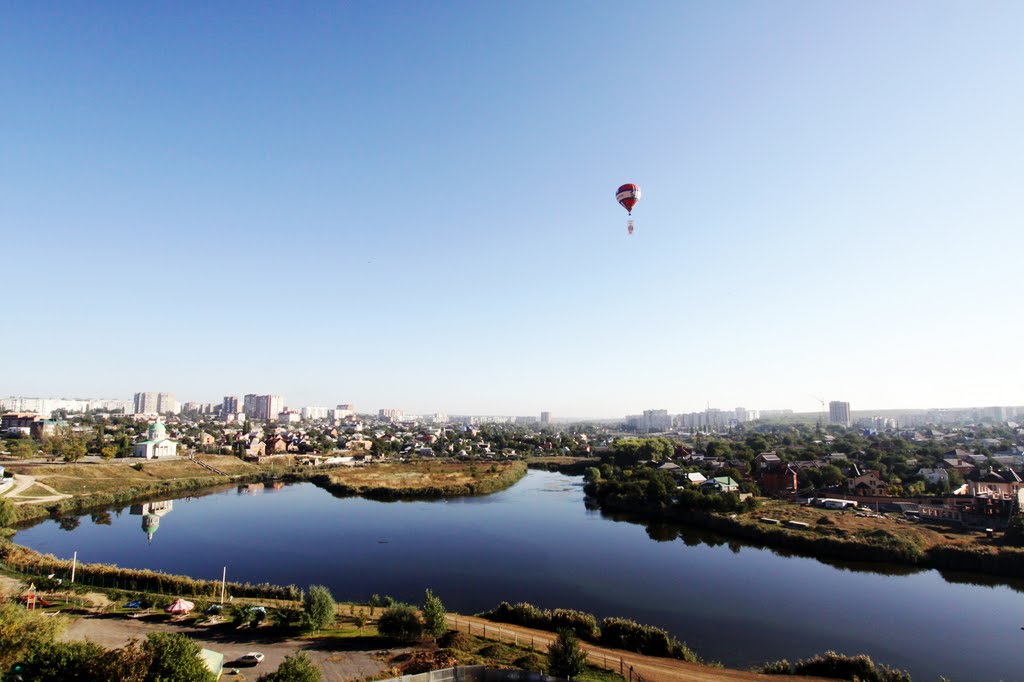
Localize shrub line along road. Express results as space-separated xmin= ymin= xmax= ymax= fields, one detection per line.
xmin=0 ymin=570 xmax=822 ymax=681
xmin=445 ymin=614 xmax=827 ymax=682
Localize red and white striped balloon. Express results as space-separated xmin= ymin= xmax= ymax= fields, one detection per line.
xmin=616 ymin=183 xmax=641 ymax=215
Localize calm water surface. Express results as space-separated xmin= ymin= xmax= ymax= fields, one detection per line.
xmin=14 ymin=471 xmax=1024 ymax=681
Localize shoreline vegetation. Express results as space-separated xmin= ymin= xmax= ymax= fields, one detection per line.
xmin=0 ymin=544 xmax=915 ymax=680
xmin=2 ymin=457 xmax=528 ymax=527
xmin=0 ymin=457 xmax=924 ymax=678
xmin=575 ymin=460 xmax=1024 ymax=583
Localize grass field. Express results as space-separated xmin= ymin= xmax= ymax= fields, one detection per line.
xmin=321 ymin=460 xmax=524 ymax=492
xmin=738 ymin=499 xmax=990 ymax=552
xmin=2 ymin=456 xmax=263 ymax=496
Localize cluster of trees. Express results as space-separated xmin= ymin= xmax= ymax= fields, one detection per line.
xmin=1 ymin=605 xmax=218 ymax=682
xmin=584 ymin=462 xmax=752 ymax=515
xmin=376 ymin=589 xmax=447 ymax=642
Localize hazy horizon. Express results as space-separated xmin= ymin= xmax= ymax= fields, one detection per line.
xmin=4 ymin=2 xmax=1022 ymax=416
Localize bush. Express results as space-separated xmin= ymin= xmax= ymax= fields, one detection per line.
xmin=760 ymin=659 xmax=792 ymax=674
xmin=258 ymin=651 xmax=321 ymax=682
xmin=479 ymin=602 xmax=598 ymax=640
xmin=599 ymin=617 xmax=696 ymax=660
xmin=437 ymin=630 xmax=472 ymax=650
xmin=377 ymin=603 xmax=423 ymax=641
xmin=791 ymin=651 xmax=912 ymax=682
xmin=514 ymin=653 xmax=547 ymax=672
xmin=547 ymin=629 xmax=587 ymax=679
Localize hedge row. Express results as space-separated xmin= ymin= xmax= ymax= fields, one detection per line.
xmin=477 ymin=602 xmax=698 ymax=662
xmin=761 ymin=651 xmax=912 ymax=681
xmin=0 ymin=540 xmax=302 ymax=602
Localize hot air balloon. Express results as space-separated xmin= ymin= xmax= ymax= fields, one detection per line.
xmin=616 ymin=183 xmax=641 ymax=215
xmin=617 ymin=183 xmax=641 ymax=236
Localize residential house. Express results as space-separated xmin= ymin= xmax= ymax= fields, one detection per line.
xmin=754 ymin=452 xmax=781 ymax=469
xmin=683 ymin=472 xmax=707 ymax=485
xmin=245 ymin=438 xmax=266 ymax=458
xmin=760 ymin=463 xmax=799 ymax=494
xmin=968 ymin=468 xmax=1024 ymax=499
xmin=917 ymin=467 xmax=949 ymax=485
xmin=701 ymin=476 xmax=739 ymax=494
xmin=1 ymin=413 xmax=39 ymax=432
xmin=847 ymin=469 xmax=888 ymax=496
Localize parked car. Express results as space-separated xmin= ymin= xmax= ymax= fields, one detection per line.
xmin=239 ymin=652 xmax=265 ymax=665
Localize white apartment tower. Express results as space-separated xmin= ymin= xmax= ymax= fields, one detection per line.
xmin=829 ymin=401 xmax=852 ymax=427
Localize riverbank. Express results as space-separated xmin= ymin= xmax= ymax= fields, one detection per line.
xmin=0 ymin=552 xmax=822 ymax=682
xmin=306 ymin=460 xmax=528 ymax=499
xmin=592 ymin=493 xmax=1024 ymax=581
xmin=1 ymin=457 xmax=529 ymax=525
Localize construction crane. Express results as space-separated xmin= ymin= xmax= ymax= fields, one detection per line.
xmin=809 ymin=394 xmax=826 ymax=433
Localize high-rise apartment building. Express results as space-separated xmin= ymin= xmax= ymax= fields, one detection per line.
xmin=301 ymin=406 xmax=329 ymax=421
xmin=829 ymin=401 xmax=852 ymax=427
xmin=540 ymin=411 xmax=551 ymax=425
xmin=157 ymin=393 xmax=177 ymax=415
xmin=222 ymin=396 xmax=241 ymax=416
xmin=242 ymin=394 xmax=284 ymax=420
xmin=133 ymin=392 xmax=158 ymax=414
xmin=379 ymin=408 xmax=402 ymax=422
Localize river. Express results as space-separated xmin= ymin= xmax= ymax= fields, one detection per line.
xmin=12 ymin=470 xmax=1024 ymax=681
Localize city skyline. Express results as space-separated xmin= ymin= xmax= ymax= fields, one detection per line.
xmin=3 ymin=391 xmax=1022 ymax=424
xmin=3 ymin=3 xmax=1022 ymax=415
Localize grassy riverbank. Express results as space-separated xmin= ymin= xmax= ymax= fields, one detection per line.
xmin=308 ymin=460 xmax=528 ymax=499
xmin=594 ymin=494 xmax=1024 ymax=580
xmin=1 ymin=457 xmax=529 ymax=525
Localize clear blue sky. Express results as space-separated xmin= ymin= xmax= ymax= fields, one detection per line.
xmin=3 ymin=2 xmax=1022 ymax=417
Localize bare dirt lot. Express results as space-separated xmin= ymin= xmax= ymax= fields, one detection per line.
xmin=61 ymin=614 xmax=402 ymax=682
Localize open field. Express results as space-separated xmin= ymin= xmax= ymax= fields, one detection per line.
xmin=1 ymin=456 xmax=263 ymax=497
xmin=742 ymin=499 xmax=988 ymax=552
xmin=314 ymin=460 xmax=528 ymax=498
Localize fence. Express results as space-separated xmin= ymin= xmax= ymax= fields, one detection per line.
xmin=377 ymin=665 xmax=567 ymax=682
xmin=0 ymin=556 xmax=298 ymax=603
xmin=447 ymin=617 xmax=648 ymax=682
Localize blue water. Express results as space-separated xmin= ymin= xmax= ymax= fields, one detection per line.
xmin=14 ymin=471 xmax=1024 ymax=681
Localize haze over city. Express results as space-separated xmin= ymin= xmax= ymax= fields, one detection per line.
xmin=3 ymin=2 xmax=1022 ymax=416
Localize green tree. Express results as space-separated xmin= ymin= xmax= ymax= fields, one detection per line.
xmin=257 ymin=651 xmax=321 ymax=682
xmin=0 ymin=496 xmax=17 ymax=527
xmin=304 ymin=584 xmax=336 ymax=632
xmin=12 ymin=639 xmax=104 ymax=681
xmin=8 ymin=437 xmax=38 ymax=458
xmin=0 ymin=602 xmax=67 ymax=669
xmin=143 ymin=632 xmax=216 ymax=682
xmin=420 ymin=589 xmax=447 ymax=640
xmin=91 ymin=641 xmax=152 ymax=682
xmin=547 ymin=629 xmax=587 ymax=679
xmin=376 ymin=603 xmax=423 ymax=641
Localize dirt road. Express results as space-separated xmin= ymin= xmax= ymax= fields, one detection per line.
xmin=61 ymin=615 xmax=400 ymax=682
xmin=0 ymin=473 xmax=71 ymax=505
xmin=446 ymin=614 xmax=826 ymax=682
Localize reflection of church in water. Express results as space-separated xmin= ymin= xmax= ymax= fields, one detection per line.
xmin=129 ymin=501 xmax=174 ymax=543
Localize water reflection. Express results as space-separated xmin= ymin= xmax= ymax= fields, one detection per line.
xmin=129 ymin=501 xmax=173 ymax=544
